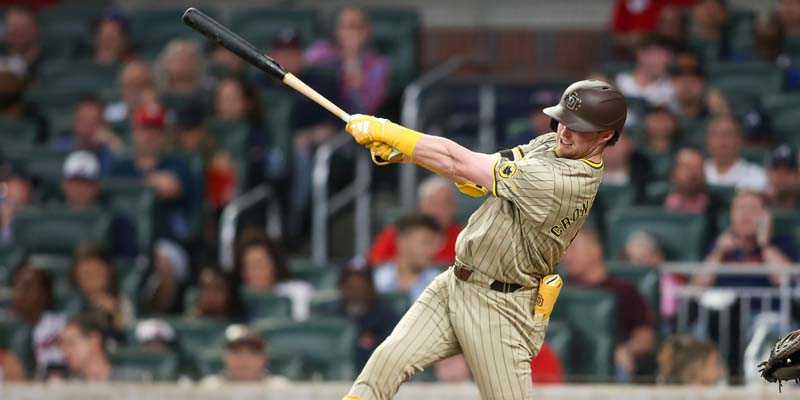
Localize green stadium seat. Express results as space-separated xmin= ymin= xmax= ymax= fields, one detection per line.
xmin=1 ymin=148 xmax=69 ymax=200
xmin=641 ymin=150 xmax=674 ymax=182
xmin=288 ymin=259 xmax=340 ymax=290
xmin=0 ymin=120 xmax=37 ymax=148
xmin=551 ymin=288 xmax=616 ymax=382
xmin=262 ymin=89 xmax=294 ymax=163
xmin=231 ymin=9 xmax=319 ymax=50
xmin=762 ymin=93 xmax=800 ymax=148
xmin=254 ymin=317 xmax=357 ymax=380
xmin=544 ymin=320 xmax=572 ymax=373
xmin=596 ymin=183 xmax=636 ymax=213
xmin=785 ymin=37 xmax=800 ymax=62
xmin=379 ymin=291 xmax=412 ymax=317
xmin=0 ymin=320 xmax=33 ymax=373
xmin=643 ymin=181 xmax=671 ymax=206
xmin=741 ymin=147 xmax=768 ymax=166
xmin=241 ymin=290 xmax=293 ymax=320
xmin=38 ymin=60 xmax=121 ymax=94
xmin=13 ymin=207 xmax=113 ymax=256
xmin=165 ymin=318 xmax=228 ymax=353
xmin=706 ymin=62 xmax=783 ymax=116
xmin=368 ymin=9 xmax=419 ymax=94
xmin=729 ymin=11 xmax=755 ymax=59
xmin=38 ymin=4 xmax=99 ymax=60
xmin=0 ymin=244 xmax=26 ymax=286
xmin=129 ymin=9 xmax=202 ymax=61
xmin=101 ymin=178 xmax=155 ymax=252
xmin=689 ymin=38 xmax=722 ymax=63
xmin=605 ymin=207 xmax=707 ymax=261
xmin=108 ymin=348 xmax=179 ymax=381
xmin=0 ymin=287 xmax=10 ymax=313
xmin=772 ymin=209 xmax=800 ymax=240
xmin=605 ymin=262 xmax=660 ymax=320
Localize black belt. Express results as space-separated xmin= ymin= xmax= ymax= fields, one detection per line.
xmin=454 ymin=264 xmax=524 ymax=293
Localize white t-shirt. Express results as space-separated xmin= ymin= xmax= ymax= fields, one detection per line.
xmin=615 ymin=72 xmax=675 ymax=107
xmin=273 ymin=281 xmax=314 ymax=321
xmin=33 ymin=312 xmax=66 ymax=373
xmin=704 ymin=158 xmax=769 ymax=192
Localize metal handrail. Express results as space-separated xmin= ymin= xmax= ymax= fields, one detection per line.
xmin=398 ymin=57 xmax=469 ymax=209
xmin=311 ymin=134 xmax=373 ymax=264
xmin=218 ymin=184 xmax=281 ymax=270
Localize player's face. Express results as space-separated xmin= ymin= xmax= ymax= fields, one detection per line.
xmin=555 ymin=123 xmax=609 ymax=160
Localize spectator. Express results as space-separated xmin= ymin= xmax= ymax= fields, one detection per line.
xmin=657 ymin=5 xmax=691 ymax=52
xmin=0 ymin=348 xmax=26 ymax=382
xmin=51 ymin=96 xmax=124 ymax=175
xmin=202 ymin=324 xmax=288 ymax=385
xmin=530 ymin=342 xmax=564 ymax=384
xmin=373 ymin=213 xmax=443 ymax=303
xmin=0 ymin=58 xmax=49 ymax=142
xmin=668 ymin=53 xmax=730 ymax=124
xmin=70 ymin=243 xmax=134 ymax=330
xmin=91 ymin=10 xmax=134 ymax=65
xmin=754 ymin=13 xmax=786 ymax=63
xmin=133 ymin=318 xmax=176 ymax=352
xmin=665 ymin=147 xmax=711 ymax=213
xmin=697 ymin=191 xmax=795 ymax=287
xmin=623 ymin=230 xmax=665 ymax=267
xmin=111 ymin=101 xmax=196 ymax=242
xmin=104 ymin=60 xmax=157 ymax=126
xmin=317 ymin=260 xmax=397 ymax=370
xmin=642 ymin=107 xmax=681 ymax=154
xmin=765 ymin=144 xmax=800 ymax=209
xmin=610 ymin=0 xmax=693 ymax=57
xmin=616 ymin=35 xmax=675 ymax=107
xmin=156 ymin=39 xmax=211 ymax=107
xmin=657 ymin=335 xmax=723 ymax=385
xmin=0 ymin=162 xmax=34 ymax=244
xmin=599 ymin=134 xmax=653 ymax=202
xmin=234 ymin=228 xmax=313 ymax=321
xmin=369 ymin=176 xmax=463 ymax=266
xmin=208 ymin=44 xmax=245 ymax=77
xmin=779 ymin=0 xmax=800 ymax=38
xmin=1 ymin=6 xmax=42 ymax=79
xmin=9 ymin=264 xmax=65 ymax=378
xmin=61 ymin=151 xmax=137 ymax=257
xmin=188 ymin=266 xmax=245 ymax=322
xmin=690 ymin=0 xmax=729 ymax=42
xmin=306 ymin=6 xmax=390 ymax=114
xmin=61 ymin=313 xmax=149 ymax=382
xmin=141 ymin=239 xmax=189 ymax=315
xmin=704 ymin=115 xmax=768 ymax=192
xmin=561 ymin=227 xmax=656 ymax=382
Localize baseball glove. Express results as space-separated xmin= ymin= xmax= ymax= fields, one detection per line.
xmin=759 ymin=329 xmax=800 ymax=391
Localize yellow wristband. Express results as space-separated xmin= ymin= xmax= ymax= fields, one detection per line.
xmin=384 ymin=121 xmax=423 ymax=157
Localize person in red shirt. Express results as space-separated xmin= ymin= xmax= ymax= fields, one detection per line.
xmin=530 ymin=342 xmax=564 ymax=384
xmin=368 ymin=176 xmax=462 ymax=266
xmin=612 ymin=0 xmax=695 ymax=57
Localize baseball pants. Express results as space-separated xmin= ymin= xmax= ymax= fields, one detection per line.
xmin=345 ymin=267 xmax=547 ymax=400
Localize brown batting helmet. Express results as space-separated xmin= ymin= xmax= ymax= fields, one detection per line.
xmin=543 ymin=80 xmax=627 ymax=144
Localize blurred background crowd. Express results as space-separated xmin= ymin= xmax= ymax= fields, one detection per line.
xmin=0 ymin=0 xmax=798 ymax=390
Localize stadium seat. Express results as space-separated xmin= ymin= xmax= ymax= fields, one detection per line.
xmin=706 ymin=62 xmax=783 ymax=116
xmin=262 ymin=89 xmax=294 ymax=165
xmin=254 ymin=317 xmax=357 ymax=380
xmin=0 ymin=120 xmax=37 ymax=149
xmin=596 ymin=183 xmax=636 ymax=213
xmin=26 ymin=254 xmax=73 ymax=304
xmin=231 ymin=9 xmax=319 ymax=50
xmin=310 ymin=289 xmax=410 ymax=318
xmin=741 ymin=147 xmax=768 ymax=166
xmin=605 ymin=207 xmax=708 ymax=261
xmin=643 ymin=181 xmax=670 ymax=206
xmin=38 ymin=3 xmax=99 ymax=60
xmin=379 ymin=291 xmax=412 ymax=317
xmin=544 ymin=320 xmax=573 ymax=373
xmin=641 ymin=150 xmax=674 ymax=182
xmin=288 ymin=259 xmax=340 ymax=290
xmin=368 ymin=9 xmax=419 ymax=94
xmin=551 ymin=288 xmax=616 ymax=382
xmin=729 ymin=11 xmax=755 ymax=59
xmin=689 ymin=38 xmax=722 ymax=64
xmin=13 ymin=207 xmax=113 ymax=256
xmin=0 ymin=244 xmax=26 ymax=286
xmin=101 ymin=178 xmax=156 ymax=252
xmin=108 ymin=348 xmax=179 ymax=381
xmin=2 ymin=148 xmax=69 ymax=200
xmin=785 ymin=37 xmax=800 ymax=62
xmin=165 ymin=318 xmax=228 ymax=353
xmin=38 ymin=60 xmax=121 ymax=94
xmin=772 ymin=209 xmax=800 ymax=241
xmin=241 ymin=290 xmax=293 ymax=321
xmin=762 ymin=93 xmax=800 ymax=148
xmin=0 ymin=320 xmax=33 ymax=373
xmin=0 ymin=287 xmax=10 ymax=314
xmin=129 ymin=9 xmax=203 ymax=61
xmin=605 ymin=262 xmax=660 ymax=320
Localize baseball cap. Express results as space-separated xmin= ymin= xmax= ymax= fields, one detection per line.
xmin=769 ymin=144 xmax=798 ymax=169
xmin=224 ymin=324 xmax=265 ymax=350
xmin=63 ymin=151 xmax=100 ymax=180
xmin=270 ymin=28 xmax=301 ymax=50
xmin=134 ymin=319 xmax=176 ymax=344
xmin=134 ymin=102 xmax=167 ymax=129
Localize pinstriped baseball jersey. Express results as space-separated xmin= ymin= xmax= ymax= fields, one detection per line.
xmin=454 ymin=132 xmax=603 ymax=286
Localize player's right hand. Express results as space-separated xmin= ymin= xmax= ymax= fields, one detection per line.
xmin=346 ymin=114 xmax=422 ymax=157
xmin=369 ymin=141 xmax=407 ymax=165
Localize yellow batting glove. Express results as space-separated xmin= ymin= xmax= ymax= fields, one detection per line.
xmin=346 ymin=114 xmax=422 ymax=157
xmin=534 ymin=274 xmax=563 ymax=321
xmin=369 ymin=141 xmax=407 ymax=166
xmin=456 ymin=181 xmax=489 ymax=197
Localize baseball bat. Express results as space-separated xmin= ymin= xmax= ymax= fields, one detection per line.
xmin=181 ymin=7 xmax=351 ymax=123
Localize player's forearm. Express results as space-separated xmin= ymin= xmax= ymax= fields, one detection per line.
xmin=412 ymin=135 xmax=497 ymax=189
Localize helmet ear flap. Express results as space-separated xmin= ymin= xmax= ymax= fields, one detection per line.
xmin=550 ymin=118 xmax=559 ymax=132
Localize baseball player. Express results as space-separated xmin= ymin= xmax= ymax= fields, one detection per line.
xmin=342 ymin=80 xmax=627 ymax=399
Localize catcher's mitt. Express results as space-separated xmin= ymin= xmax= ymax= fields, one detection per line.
xmin=759 ymin=329 xmax=800 ymax=392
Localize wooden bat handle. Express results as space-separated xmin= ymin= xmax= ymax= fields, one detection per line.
xmin=282 ymin=73 xmax=350 ymax=122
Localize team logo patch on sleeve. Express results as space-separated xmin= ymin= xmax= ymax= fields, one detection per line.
xmin=498 ymin=162 xmax=518 ymax=179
